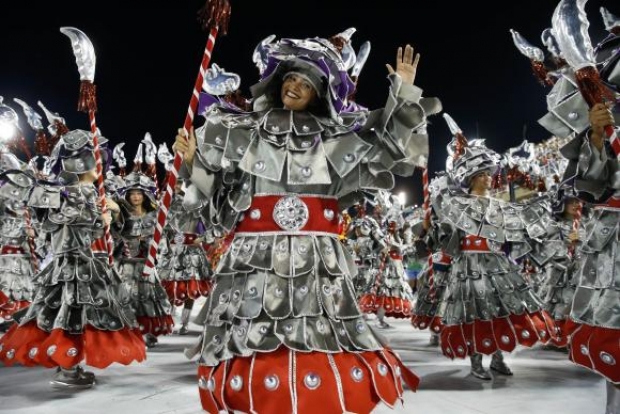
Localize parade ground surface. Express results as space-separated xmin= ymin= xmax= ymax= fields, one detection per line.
xmin=0 ymin=300 xmax=605 ymax=414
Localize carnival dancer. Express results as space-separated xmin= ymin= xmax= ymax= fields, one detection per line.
xmin=429 ymin=114 xmax=557 ymax=380
xmin=113 ymin=171 xmax=173 ymax=348
xmin=408 ymin=175 xmax=453 ymax=347
xmin=359 ymin=193 xmax=415 ymax=327
xmin=533 ymin=2 xmax=620 ymax=410
xmin=345 ymin=202 xmax=387 ymax=301
xmin=173 ymin=30 xmax=441 ymax=413
xmin=529 ymin=188 xmax=586 ymax=349
xmin=157 ymin=179 xmax=212 ymax=335
xmin=0 ymin=151 xmax=37 ymax=330
xmin=0 ymin=129 xmax=146 ymax=388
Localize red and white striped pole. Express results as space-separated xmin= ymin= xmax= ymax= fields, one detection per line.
xmin=86 ymin=108 xmax=115 ymax=265
xmin=143 ymin=0 xmax=231 ymax=277
xmin=421 ymin=167 xmax=436 ymax=299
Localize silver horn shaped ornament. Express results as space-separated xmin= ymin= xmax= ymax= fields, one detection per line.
xmin=600 ymin=7 xmax=620 ymax=32
xmin=541 ymin=28 xmax=562 ymax=58
xmin=509 ymin=29 xmax=545 ymax=62
xmin=351 ymin=41 xmax=371 ymax=78
xmin=113 ymin=143 xmax=127 ymax=169
xmin=157 ymin=143 xmax=173 ymax=171
xmin=59 ymin=27 xmax=96 ymax=81
xmin=142 ymin=132 xmax=157 ymax=165
xmin=13 ymin=98 xmax=44 ymax=131
xmin=442 ymin=113 xmax=462 ymax=136
xmin=551 ymin=0 xmax=595 ymax=70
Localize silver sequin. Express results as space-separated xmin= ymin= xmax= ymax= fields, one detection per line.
xmin=300 ymin=167 xmax=312 ymax=177
xmin=47 ymin=345 xmax=57 ymax=356
xmin=207 ymin=378 xmax=216 ymax=391
xmin=264 ymin=374 xmax=280 ymax=390
xmin=600 ymin=352 xmax=616 ymax=365
xmin=351 ymin=367 xmax=364 ymax=382
xmin=28 ymin=347 xmax=38 ymax=359
xmin=253 ymin=161 xmax=266 ymax=172
xmin=323 ymin=209 xmax=334 ymax=221
xmin=304 ymin=373 xmax=321 ymax=389
xmin=230 ymin=375 xmax=243 ymax=391
xmin=355 ymin=320 xmax=367 ymax=333
xmin=377 ymin=363 xmax=388 ymax=376
xmin=250 ymin=209 xmax=261 ymax=220
xmin=67 ymin=348 xmax=78 ymax=357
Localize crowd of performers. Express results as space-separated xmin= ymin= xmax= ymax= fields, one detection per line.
xmin=0 ymin=1 xmax=619 ymax=413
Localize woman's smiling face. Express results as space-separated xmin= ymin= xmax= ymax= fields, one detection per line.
xmin=281 ymin=73 xmax=317 ymax=111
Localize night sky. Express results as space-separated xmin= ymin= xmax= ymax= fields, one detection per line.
xmin=1 ymin=0 xmax=614 ymax=205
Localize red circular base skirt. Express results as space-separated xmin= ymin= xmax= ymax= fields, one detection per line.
xmin=411 ymin=315 xmax=444 ymax=334
xmin=136 ymin=315 xmax=175 ymax=336
xmin=358 ymin=295 xmax=412 ymax=318
xmin=569 ymin=322 xmax=620 ymax=384
xmin=0 ymin=292 xmax=30 ymax=320
xmin=549 ymin=318 xmax=579 ymax=348
xmin=439 ymin=311 xmax=558 ymax=358
xmin=0 ymin=320 xmax=146 ymax=369
xmin=197 ymin=347 xmax=419 ymax=414
xmin=162 ymin=280 xmax=212 ymax=307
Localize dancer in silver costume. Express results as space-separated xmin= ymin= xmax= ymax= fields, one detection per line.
xmin=430 ymin=135 xmax=557 ymax=380
xmin=359 ymin=198 xmax=415 ymax=327
xmin=114 ymin=171 xmax=173 ymax=347
xmin=530 ymin=188 xmax=587 ymax=349
xmin=0 ymin=152 xmax=36 ymax=328
xmin=158 ymin=180 xmax=213 ymax=335
xmin=0 ymin=129 xmax=145 ymax=388
xmin=560 ymin=102 xmax=620 ymax=414
xmin=173 ymin=31 xmax=441 ymax=413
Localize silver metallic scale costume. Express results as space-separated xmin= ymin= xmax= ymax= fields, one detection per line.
xmin=181 ymin=33 xmax=441 ymax=413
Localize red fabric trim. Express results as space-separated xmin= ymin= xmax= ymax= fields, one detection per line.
xmin=440 ymin=311 xmax=557 ymax=359
xmin=569 ymin=323 xmax=620 ymax=384
xmin=358 ymin=294 xmax=413 ymax=318
xmin=161 ymin=280 xmax=212 ymax=306
xmin=197 ymin=347 xmax=416 ymax=413
xmin=0 ymin=320 xmax=146 ymax=369
xmin=0 ymin=294 xmax=30 ymax=320
xmin=460 ymin=235 xmax=491 ymax=252
xmin=235 ymin=195 xmax=340 ymax=234
xmin=136 ymin=315 xmax=175 ymax=336
xmin=0 ymin=245 xmax=25 ymax=254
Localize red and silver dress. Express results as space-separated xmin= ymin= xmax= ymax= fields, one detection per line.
xmin=182 ymin=34 xmax=441 ymax=413
xmin=0 ymin=164 xmax=145 ymax=369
